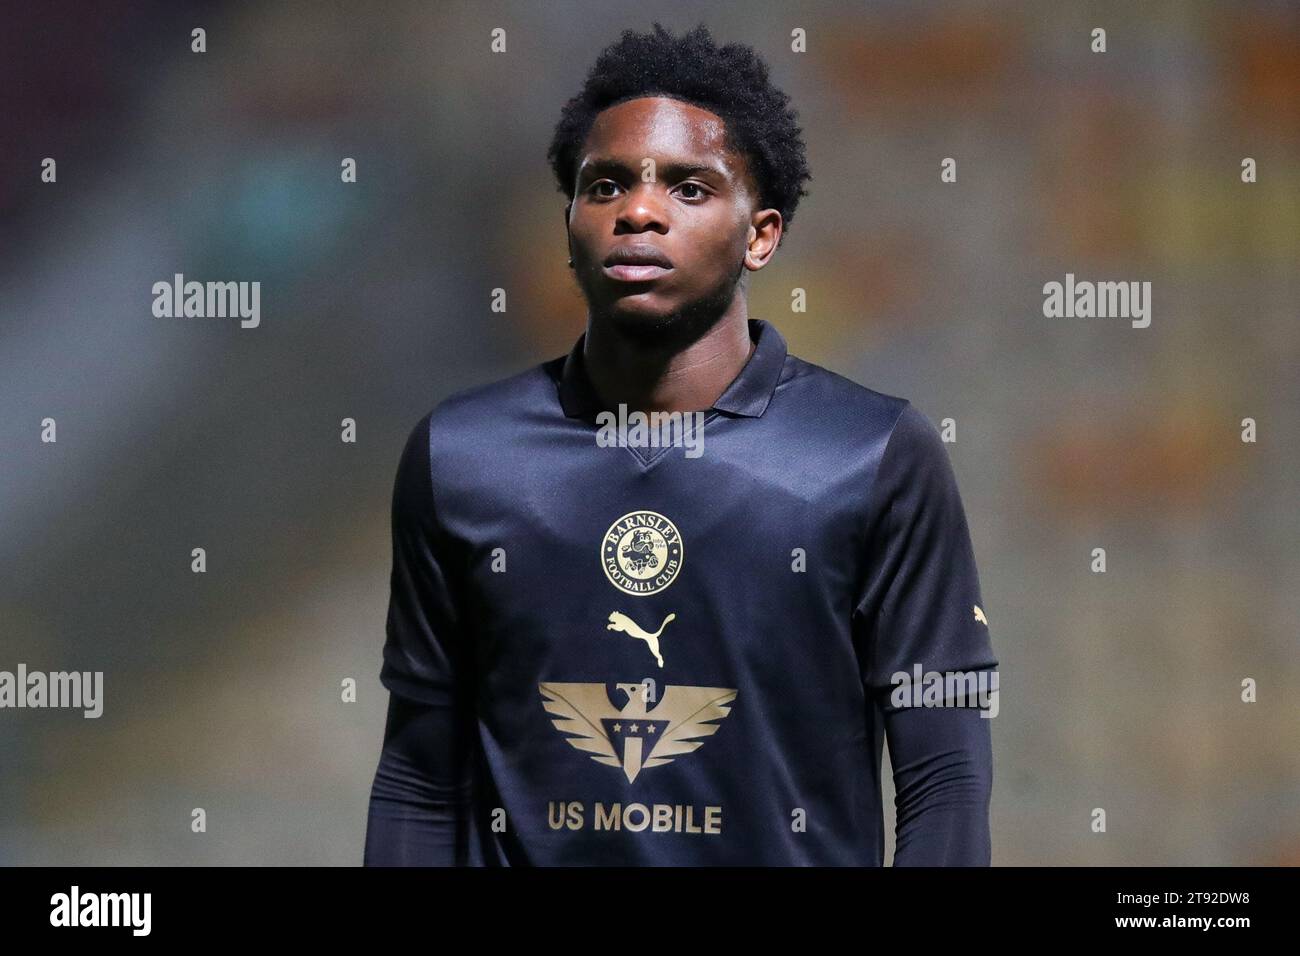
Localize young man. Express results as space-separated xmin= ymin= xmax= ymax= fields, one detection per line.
xmin=364 ymin=23 xmax=998 ymax=866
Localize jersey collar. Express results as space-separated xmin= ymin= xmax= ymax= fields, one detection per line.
xmin=557 ymin=318 xmax=788 ymax=420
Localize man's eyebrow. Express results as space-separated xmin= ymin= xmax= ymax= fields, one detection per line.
xmin=578 ymin=157 xmax=729 ymax=181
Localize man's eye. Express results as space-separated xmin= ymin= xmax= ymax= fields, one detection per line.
xmin=591 ymin=180 xmax=620 ymax=198
xmin=676 ymin=182 xmax=707 ymax=201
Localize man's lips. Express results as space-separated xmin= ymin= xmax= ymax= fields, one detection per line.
xmin=602 ymin=263 xmax=672 ymax=282
xmin=601 ymin=244 xmax=673 ymax=282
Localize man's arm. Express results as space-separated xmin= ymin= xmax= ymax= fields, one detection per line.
xmin=364 ymin=412 xmax=476 ymax=866
xmin=364 ymin=692 xmax=473 ymax=866
xmin=885 ymin=702 xmax=992 ymax=865
xmin=854 ymin=402 xmax=999 ymax=866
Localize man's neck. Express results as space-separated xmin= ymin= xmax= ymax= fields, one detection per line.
xmin=582 ymin=303 xmax=756 ymax=415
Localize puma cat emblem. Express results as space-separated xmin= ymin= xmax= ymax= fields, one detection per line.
xmin=973 ymin=605 xmax=988 ymax=626
xmin=607 ymin=610 xmax=676 ymax=668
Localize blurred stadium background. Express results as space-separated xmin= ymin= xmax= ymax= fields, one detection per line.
xmin=1 ymin=0 xmax=1296 ymax=864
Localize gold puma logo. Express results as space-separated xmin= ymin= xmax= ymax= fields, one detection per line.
xmin=607 ymin=610 xmax=675 ymax=668
xmin=973 ymin=605 xmax=988 ymax=626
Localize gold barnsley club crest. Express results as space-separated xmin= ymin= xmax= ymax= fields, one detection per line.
xmin=539 ymin=681 xmax=736 ymax=783
xmin=601 ymin=511 xmax=683 ymax=596
xmin=607 ymin=610 xmax=675 ymax=668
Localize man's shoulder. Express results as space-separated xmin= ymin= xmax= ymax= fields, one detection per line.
xmin=417 ymin=355 xmax=563 ymax=438
xmin=777 ymin=349 xmax=915 ymax=441
xmin=782 ymin=351 xmax=956 ymax=483
xmin=392 ymin=356 xmax=565 ymax=494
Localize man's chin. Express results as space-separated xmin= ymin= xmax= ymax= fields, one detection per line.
xmin=605 ymin=302 xmax=680 ymax=333
xmin=596 ymin=293 xmax=733 ymax=346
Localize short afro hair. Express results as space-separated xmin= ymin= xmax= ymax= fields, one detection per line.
xmin=547 ymin=22 xmax=812 ymax=242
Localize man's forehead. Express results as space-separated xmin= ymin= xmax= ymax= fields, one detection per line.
xmin=580 ymin=96 xmax=746 ymax=181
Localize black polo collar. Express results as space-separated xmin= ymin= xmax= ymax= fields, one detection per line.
xmin=557 ymin=318 xmax=788 ymax=419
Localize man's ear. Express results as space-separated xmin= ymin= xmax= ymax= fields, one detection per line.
xmin=563 ymin=202 xmax=573 ymax=257
xmin=743 ymin=208 xmax=783 ymax=272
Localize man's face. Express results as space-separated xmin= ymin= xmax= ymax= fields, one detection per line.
xmin=565 ymin=95 xmax=777 ymax=333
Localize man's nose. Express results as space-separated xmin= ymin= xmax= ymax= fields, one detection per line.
xmin=616 ymin=183 xmax=669 ymax=232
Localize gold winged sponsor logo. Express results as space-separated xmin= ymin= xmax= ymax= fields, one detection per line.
xmin=539 ymin=681 xmax=737 ymax=783
xmin=973 ymin=604 xmax=988 ymax=626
